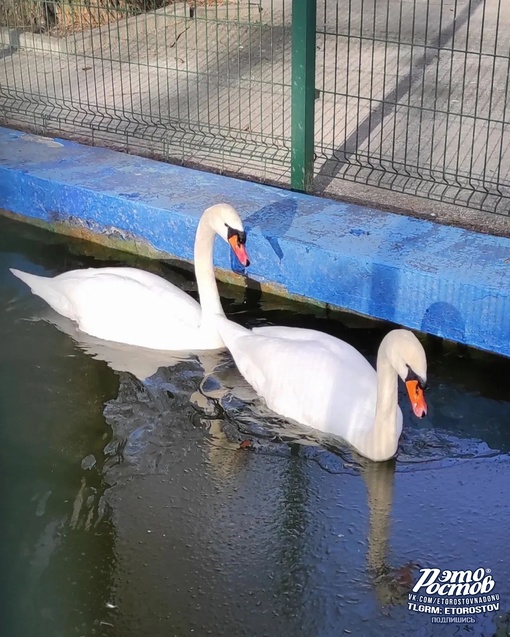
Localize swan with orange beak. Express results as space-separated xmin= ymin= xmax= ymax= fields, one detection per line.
xmin=227 ymin=226 xmax=250 ymax=267
xmin=405 ymin=369 xmax=428 ymax=418
xmin=213 ymin=316 xmax=429 ymax=462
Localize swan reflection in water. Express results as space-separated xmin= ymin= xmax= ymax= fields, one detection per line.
xmin=360 ymin=458 xmax=416 ymax=606
xmin=36 ymin=307 xmax=227 ymax=380
xmin=36 ymin=306 xmax=416 ymax=610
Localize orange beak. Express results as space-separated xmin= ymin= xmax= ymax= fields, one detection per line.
xmin=228 ymin=235 xmax=250 ymax=267
xmin=405 ymin=379 xmax=427 ymax=418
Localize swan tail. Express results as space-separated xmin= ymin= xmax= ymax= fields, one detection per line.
xmin=212 ymin=314 xmax=270 ymax=392
xmin=10 ymin=268 xmax=48 ymax=293
xmin=213 ymin=314 xmax=250 ymax=344
xmin=10 ymin=268 xmax=74 ymax=319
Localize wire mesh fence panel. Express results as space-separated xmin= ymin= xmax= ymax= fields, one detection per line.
xmin=0 ymin=0 xmax=291 ymax=184
xmin=314 ymin=0 xmax=510 ymax=215
xmin=2 ymin=0 xmax=510 ymax=215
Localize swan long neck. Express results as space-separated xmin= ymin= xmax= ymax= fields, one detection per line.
xmin=371 ymin=345 xmax=401 ymax=459
xmin=193 ymin=212 xmax=225 ymax=319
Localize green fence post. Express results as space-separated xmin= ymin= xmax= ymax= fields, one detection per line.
xmin=291 ymin=0 xmax=317 ymax=192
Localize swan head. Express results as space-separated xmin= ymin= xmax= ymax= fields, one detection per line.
xmin=381 ymin=329 xmax=428 ymax=418
xmin=205 ymin=203 xmax=250 ymax=267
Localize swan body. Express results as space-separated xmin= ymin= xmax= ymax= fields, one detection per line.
xmin=215 ymin=318 xmax=428 ymax=462
xmin=11 ymin=204 xmax=249 ymax=351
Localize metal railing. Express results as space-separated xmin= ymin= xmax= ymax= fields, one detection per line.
xmin=313 ymin=0 xmax=510 ymax=215
xmin=1 ymin=0 xmax=509 ymax=216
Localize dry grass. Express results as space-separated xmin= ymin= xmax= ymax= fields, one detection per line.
xmin=0 ymin=0 xmax=194 ymax=33
xmin=0 ymin=0 xmax=229 ymax=34
xmin=0 ymin=0 xmax=55 ymax=32
xmin=55 ymin=0 xmax=172 ymax=32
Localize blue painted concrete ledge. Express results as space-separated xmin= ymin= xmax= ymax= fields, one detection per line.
xmin=0 ymin=126 xmax=509 ymax=357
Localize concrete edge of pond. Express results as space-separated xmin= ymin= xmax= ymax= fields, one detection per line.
xmin=0 ymin=125 xmax=509 ymax=358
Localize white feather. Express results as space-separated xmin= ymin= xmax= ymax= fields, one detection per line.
xmin=215 ymin=316 xmax=428 ymax=462
xmin=10 ymin=204 xmax=247 ymax=351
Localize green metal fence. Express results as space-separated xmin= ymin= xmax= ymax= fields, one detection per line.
xmin=0 ymin=1 xmax=292 ymax=183
xmin=314 ymin=0 xmax=510 ymax=215
xmin=1 ymin=0 xmax=509 ymax=216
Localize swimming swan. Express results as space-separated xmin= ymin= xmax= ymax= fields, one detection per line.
xmin=214 ymin=318 xmax=428 ymax=462
xmin=10 ymin=204 xmax=249 ymax=351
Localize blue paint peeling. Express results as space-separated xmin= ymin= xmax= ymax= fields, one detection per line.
xmin=0 ymin=126 xmax=509 ymax=357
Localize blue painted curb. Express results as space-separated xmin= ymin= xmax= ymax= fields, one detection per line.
xmin=0 ymin=126 xmax=509 ymax=357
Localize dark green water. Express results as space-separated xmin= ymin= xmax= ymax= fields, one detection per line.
xmin=1 ymin=215 xmax=509 ymax=637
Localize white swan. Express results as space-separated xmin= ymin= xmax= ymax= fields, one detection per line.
xmin=10 ymin=204 xmax=249 ymax=351
xmin=214 ymin=318 xmax=428 ymax=462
